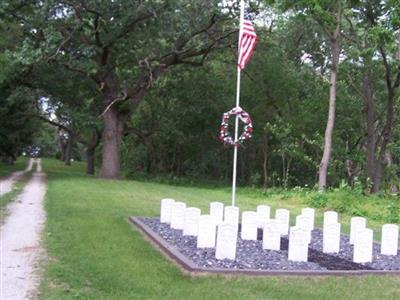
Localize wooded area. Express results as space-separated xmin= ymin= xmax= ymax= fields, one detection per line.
xmin=0 ymin=0 xmax=399 ymax=194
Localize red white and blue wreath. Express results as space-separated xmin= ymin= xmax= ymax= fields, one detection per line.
xmin=219 ymin=106 xmax=253 ymax=146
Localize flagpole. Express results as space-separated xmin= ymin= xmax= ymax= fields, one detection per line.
xmin=231 ymin=0 xmax=245 ymax=207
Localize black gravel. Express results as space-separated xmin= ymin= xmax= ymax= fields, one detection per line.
xmin=141 ymin=217 xmax=400 ymax=271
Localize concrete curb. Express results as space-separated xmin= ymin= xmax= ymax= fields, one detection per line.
xmin=129 ymin=216 xmax=400 ymax=277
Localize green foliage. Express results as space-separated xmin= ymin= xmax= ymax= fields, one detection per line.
xmin=308 ymin=192 xmax=329 ymax=208
xmin=0 ymin=0 xmax=399 ymax=192
xmin=0 ymin=86 xmax=41 ymax=161
xmin=386 ymin=200 xmax=400 ymax=223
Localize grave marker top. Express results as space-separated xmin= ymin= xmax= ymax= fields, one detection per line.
xmin=381 ymin=224 xmax=399 ymax=256
xmin=210 ymin=202 xmax=224 ymax=224
xmin=323 ymin=222 xmax=341 ymax=254
xmin=275 ymin=209 xmax=290 ymax=235
xmin=288 ymin=226 xmax=309 ymax=262
xmin=295 ymin=214 xmax=312 ymax=243
xmin=170 ymin=201 xmax=186 ymax=230
xmin=241 ymin=211 xmax=258 ymax=240
xmin=197 ymin=215 xmax=217 ymax=248
xmin=350 ymin=216 xmax=367 ymax=244
xmin=301 ymin=208 xmax=315 ymax=230
xmin=262 ymin=219 xmax=281 ymax=251
xmin=224 ymin=206 xmax=239 ymax=226
xmin=323 ymin=211 xmax=338 ymax=228
xmin=183 ymin=207 xmax=201 ymax=236
xmin=353 ymin=228 xmax=373 ymax=263
xmin=160 ymin=198 xmax=175 ymax=223
xmin=215 ymin=222 xmax=238 ymax=260
xmin=256 ymin=205 xmax=270 ymax=228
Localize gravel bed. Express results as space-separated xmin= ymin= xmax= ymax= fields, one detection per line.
xmin=141 ymin=218 xmax=400 ymax=271
xmin=308 ymin=229 xmax=400 ymax=270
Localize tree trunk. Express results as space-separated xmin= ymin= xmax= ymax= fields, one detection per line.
xmin=385 ymin=151 xmax=399 ymax=194
xmin=262 ymin=136 xmax=268 ymax=189
xmin=59 ymin=133 xmax=67 ymax=161
xmin=363 ymin=70 xmax=377 ymax=187
xmin=64 ymin=135 xmax=73 ymax=166
xmin=86 ymin=147 xmax=95 ymax=175
xmin=318 ymin=23 xmax=341 ymax=191
xmin=372 ymin=37 xmax=399 ymax=192
xmin=1 ymin=155 xmax=15 ymax=165
xmin=144 ymin=139 xmax=155 ymax=174
xmin=100 ymin=105 xmax=123 ymax=179
xmin=85 ymin=129 xmax=100 ymax=175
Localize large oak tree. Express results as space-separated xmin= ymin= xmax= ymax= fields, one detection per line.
xmin=3 ymin=0 xmax=236 ymax=178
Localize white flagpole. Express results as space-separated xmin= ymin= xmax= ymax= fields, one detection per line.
xmin=231 ymin=0 xmax=245 ymax=207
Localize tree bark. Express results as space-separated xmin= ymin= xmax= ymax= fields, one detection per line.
xmin=64 ymin=135 xmax=73 ymax=166
xmin=85 ymin=129 xmax=101 ymax=175
xmin=99 ymin=105 xmax=124 ymax=179
xmin=262 ymin=136 xmax=268 ymax=189
xmin=371 ymin=40 xmax=400 ymax=192
xmin=372 ymin=89 xmax=395 ymax=193
xmin=59 ymin=133 xmax=67 ymax=161
xmin=86 ymin=147 xmax=96 ymax=175
xmin=362 ymin=69 xmax=377 ymax=186
xmin=318 ymin=41 xmax=340 ymax=190
xmin=318 ymin=13 xmax=341 ymax=191
xmin=1 ymin=155 xmax=15 ymax=165
xmin=385 ymin=151 xmax=399 ymax=194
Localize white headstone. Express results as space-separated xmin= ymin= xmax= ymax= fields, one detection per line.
xmin=160 ymin=198 xmax=175 ymax=223
xmin=381 ymin=224 xmax=399 ymax=256
xmin=241 ymin=211 xmax=258 ymax=240
xmin=323 ymin=222 xmax=341 ymax=253
xmin=183 ymin=207 xmax=201 ymax=236
xmin=215 ymin=223 xmax=238 ymax=260
xmin=301 ymin=207 xmax=315 ymax=230
xmin=288 ymin=226 xmax=308 ymax=262
xmin=256 ymin=205 xmax=271 ymax=228
xmin=224 ymin=206 xmax=239 ymax=227
xmin=350 ymin=217 xmax=367 ymax=244
xmin=170 ymin=202 xmax=186 ymax=230
xmin=323 ymin=211 xmax=338 ymax=229
xmin=275 ymin=209 xmax=290 ymax=235
xmin=296 ymin=215 xmax=312 ymax=243
xmin=262 ymin=219 xmax=281 ymax=250
xmin=353 ymin=228 xmax=373 ymax=263
xmin=197 ymin=215 xmax=217 ymax=248
xmin=210 ymin=202 xmax=224 ymax=224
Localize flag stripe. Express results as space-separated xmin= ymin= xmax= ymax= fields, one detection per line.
xmin=237 ymin=18 xmax=258 ymax=69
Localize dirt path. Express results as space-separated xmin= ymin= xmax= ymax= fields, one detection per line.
xmin=0 ymin=159 xmax=46 ymax=299
xmin=0 ymin=158 xmax=34 ymax=197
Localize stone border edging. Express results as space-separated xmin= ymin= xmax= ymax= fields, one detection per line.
xmin=129 ymin=216 xmax=400 ymax=276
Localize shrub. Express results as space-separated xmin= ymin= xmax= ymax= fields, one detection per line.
xmin=386 ymin=200 xmax=400 ymax=223
xmin=308 ymin=193 xmax=328 ymax=208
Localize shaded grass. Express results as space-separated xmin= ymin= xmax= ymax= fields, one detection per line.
xmin=0 ymin=156 xmax=29 ymax=177
xmin=40 ymin=159 xmax=400 ymax=300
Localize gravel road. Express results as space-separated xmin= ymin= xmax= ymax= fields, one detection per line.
xmin=0 ymin=158 xmax=34 ymax=197
xmin=0 ymin=159 xmax=46 ymax=300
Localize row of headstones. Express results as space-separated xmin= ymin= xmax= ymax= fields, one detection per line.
xmin=160 ymin=199 xmax=399 ymax=263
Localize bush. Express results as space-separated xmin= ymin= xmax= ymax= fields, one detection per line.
xmin=308 ymin=193 xmax=328 ymax=208
xmin=386 ymin=200 xmax=400 ymax=223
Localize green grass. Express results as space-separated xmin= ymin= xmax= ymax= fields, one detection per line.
xmin=0 ymin=156 xmax=29 ymax=177
xmin=0 ymin=174 xmax=30 ymax=221
xmin=40 ymin=158 xmax=400 ymax=300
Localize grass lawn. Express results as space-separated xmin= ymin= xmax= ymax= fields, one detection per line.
xmin=0 ymin=174 xmax=31 ymax=221
xmin=0 ymin=156 xmax=29 ymax=177
xmin=40 ymin=158 xmax=400 ymax=300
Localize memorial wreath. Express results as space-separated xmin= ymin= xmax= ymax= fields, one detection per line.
xmin=219 ymin=106 xmax=253 ymax=146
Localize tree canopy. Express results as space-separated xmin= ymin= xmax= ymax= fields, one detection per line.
xmin=1 ymin=0 xmax=399 ymax=194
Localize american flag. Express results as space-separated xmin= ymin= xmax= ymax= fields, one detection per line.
xmin=237 ymin=18 xmax=258 ymax=70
